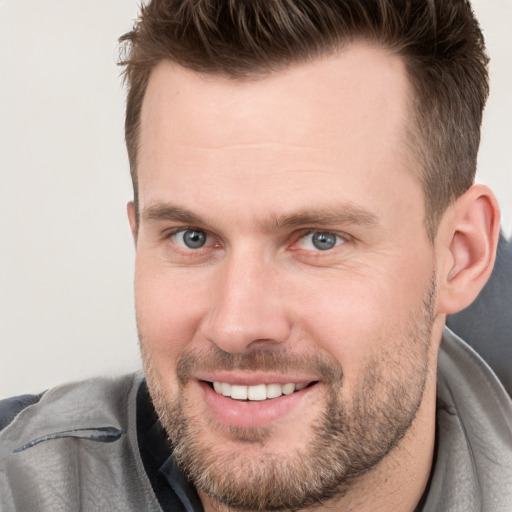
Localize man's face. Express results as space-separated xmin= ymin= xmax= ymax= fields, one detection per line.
xmin=132 ymin=44 xmax=440 ymax=510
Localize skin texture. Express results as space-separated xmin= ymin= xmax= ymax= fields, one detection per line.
xmin=129 ymin=43 xmax=500 ymax=511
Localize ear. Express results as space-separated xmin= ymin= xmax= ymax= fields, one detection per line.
xmin=436 ymin=184 xmax=500 ymax=314
xmin=127 ymin=201 xmax=138 ymax=244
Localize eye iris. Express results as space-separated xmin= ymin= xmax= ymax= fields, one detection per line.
xmin=312 ymin=232 xmax=337 ymax=250
xmin=183 ymin=230 xmax=206 ymax=249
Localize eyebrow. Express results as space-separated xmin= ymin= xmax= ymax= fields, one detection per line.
xmin=142 ymin=202 xmax=379 ymax=231
xmin=264 ymin=206 xmax=379 ymax=230
xmin=143 ymin=204 xmax=206 ymax=225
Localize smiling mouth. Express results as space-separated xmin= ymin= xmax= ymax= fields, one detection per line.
xmin=208 ymin=381 xmax=316 ymax=401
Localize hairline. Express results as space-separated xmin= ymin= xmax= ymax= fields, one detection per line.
xmin=128 ymin=41 xmax=444 ymax=243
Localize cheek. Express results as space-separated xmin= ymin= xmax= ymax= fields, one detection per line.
xmin=290 ymin=266 xmax=430 ymax=383
xmin=134 ymin=263 xmax=211 ymax=364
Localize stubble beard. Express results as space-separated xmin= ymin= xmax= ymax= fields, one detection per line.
xmin=140 ymin=279 xmax=436 ymax=511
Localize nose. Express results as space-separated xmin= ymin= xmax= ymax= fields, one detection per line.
xmin=200 ymin=251 xmax=292 ymax=354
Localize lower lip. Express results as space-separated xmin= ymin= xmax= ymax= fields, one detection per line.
xmin=198 ymin=381 xmax=317 ymax=428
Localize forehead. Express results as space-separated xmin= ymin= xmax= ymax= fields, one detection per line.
xmin=137 ymin=43 xmax=422 ymax=226
xmin=139 ymin=42 xmax=411 ymax=148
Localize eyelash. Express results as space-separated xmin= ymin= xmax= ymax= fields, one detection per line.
xmin=163 ymin=227 xmax=215 ymax=249
xmin=293 ymin=230 xmax=349 ymax=252
xmin=161 ymin=227 xmax=352 ymax=256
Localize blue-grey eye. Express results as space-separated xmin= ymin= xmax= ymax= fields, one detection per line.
xmin=311 ymin=232 xmax=338 ymax=250
xmin=174 ymin=229 xmax=207 ymax=249
xmin=298 ymin=231 xmax=343 ymax=251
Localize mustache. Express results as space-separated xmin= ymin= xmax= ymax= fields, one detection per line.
xmin=175 ymin=346 xmax=344 ymax=385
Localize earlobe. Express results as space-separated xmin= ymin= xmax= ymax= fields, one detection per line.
xmin=437 ymin=184 xmax=500 ymax=315
xmin=127 ymin=201 xmax=138 ymax=244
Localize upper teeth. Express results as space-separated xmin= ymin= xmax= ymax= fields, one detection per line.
xmin=212 ymin=381 xmax=308 ymax=401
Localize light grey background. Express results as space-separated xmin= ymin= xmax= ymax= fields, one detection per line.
xmin=0 ymin=0 xmax=511 ymax=398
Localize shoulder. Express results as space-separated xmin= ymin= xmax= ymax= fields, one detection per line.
xmin=0 ymin=392 xmax=45 ymax=432
xmin=0 ymin=373 xmax=142 ymax=453
xmin=0 ymin=373 xmax=160 ymax=511
xmin=428 ymin=329 xmax=512 ymax=510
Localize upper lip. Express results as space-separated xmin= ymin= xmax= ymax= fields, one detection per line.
xmin=195 ymin=372 xmax=319 ymax=386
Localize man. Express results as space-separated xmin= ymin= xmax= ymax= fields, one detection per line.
xmin=1 ymin=1 xmax=511 ymax=511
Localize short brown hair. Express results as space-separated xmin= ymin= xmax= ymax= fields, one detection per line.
xmin=119 ymin=0 xmax=489 ymax=239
